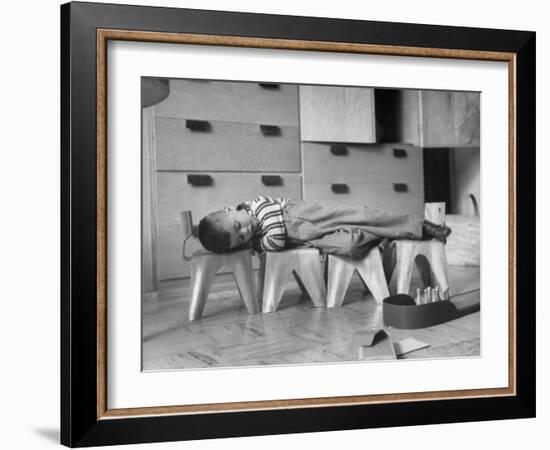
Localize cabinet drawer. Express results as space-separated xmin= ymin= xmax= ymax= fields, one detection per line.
xmin=304 ymin=183 xmax=424 ymax=216
xmin=155 ymin=118 xmax=300 ymax=171
xmin=156 ymin=172 xmax=302 ymax=227
xmin=154 ymin=80 xmax=299 ymax=126
xmin=303 ymin=143 xmax=423 ymax=184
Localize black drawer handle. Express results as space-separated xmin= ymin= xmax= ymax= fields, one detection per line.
xmin=393 ymin=183 xmax=408 ymax=192
xmin=186 ymin=120 xmax=211 ymax=132
xmin=393 ymin=148 xmax=408 ymax=158
xmin=187 ymin=174 xmax=213 ymax=187
xmin=331 ymin=184 xmax=349 ymax=194
xmin=261 ymin=175 xmax=283 ymax=186
xmin=259 ymin=83 xmax=280 ymax=90
xmin=260 ymin=125 xmax=281 ymax=136
xmin=330 ymin=144 xmax=348 ymax=156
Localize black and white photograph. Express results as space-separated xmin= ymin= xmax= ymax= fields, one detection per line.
xmin=141 ymin=77 xmax=481 ymax=370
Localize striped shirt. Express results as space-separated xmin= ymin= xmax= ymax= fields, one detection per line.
xmin=240 ymin=196 xmax=289 ymax=252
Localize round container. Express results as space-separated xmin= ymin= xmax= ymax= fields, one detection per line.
xmin=382 ymin=294 xmax=460 ymax=329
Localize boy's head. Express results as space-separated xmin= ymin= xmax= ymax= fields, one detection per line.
xmin=198 ymin=207 xmax=257 ymax=253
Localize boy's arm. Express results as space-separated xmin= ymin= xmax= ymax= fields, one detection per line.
xmin=307 ymin=228 xmax=381 ymax=260
xmin=256 ymin=195 xmax=289 ymax=208
xmin=258 ymin=233 xmax=286 ymax=252
xmin=250 ymin=232 xmax=285 ymax=253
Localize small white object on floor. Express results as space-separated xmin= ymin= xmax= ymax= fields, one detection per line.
xmin=394 ymin=337 xmax=430 ymax=356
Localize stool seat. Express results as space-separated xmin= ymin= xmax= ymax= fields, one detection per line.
xmin=326 ymin=248 xmax=389 ymax=307
xmin=385 ymin=240 xmax=450 ymax=299
xmin=188 ymin=249 xmax=259 ymax=321
xmin=258 ymin=248 xmax=326 ymax=313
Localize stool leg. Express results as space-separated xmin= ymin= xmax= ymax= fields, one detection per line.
xmin=188 ymin=258 xmax=219 ymax=321
xmin=256 ymin=254 xmax=266 ymax=308
xmin=395 ymin=244 xmax=415 ymax=295
xmin=356 ymin=250 xmax=390 ymax=304
xmin=296 ymin=255 xmax=326 ymax=308
xmin=262 ymin=256 xmax=291 ymax=313
xmin=429 ymin=243 xmax=450 ymax=299
xmin=326 ymin=256 xmax=355 ymax=308
xmin=230 ymin=253 xmax=259 ymax=314
xmin=292 ymin=272 xmax=310 ymax=299
xmin=383 ymin=243 xmax=396 ymax=284
xmin=415 ymin=254 xmax=433 ymax=287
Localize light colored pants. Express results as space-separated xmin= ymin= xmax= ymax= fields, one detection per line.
xmin=283 ymin=200 xmax=423 ymax=259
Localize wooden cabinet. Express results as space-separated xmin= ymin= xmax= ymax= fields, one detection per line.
xmin=375 ymin=89 xmax=480 ymax=148
xmin=299 ymin=86 xmax=479 ymax=148
xmin=299 ymin=85 xmax=376 ymax=143
xmin=298 ymin=87 xmax=425 ymax=226
xmin=147 ymin=79 xmax=302 ymax=282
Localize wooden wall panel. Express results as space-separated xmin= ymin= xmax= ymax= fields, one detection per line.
xmin=141 ymin=106 xmax=158 ymax=293
xmin=299 ymin=85 xmax=376 ymax=143
xmin=420 ymin=91 xmax=480 ymax=147
xmin=450 ymin=147 xmax=481 ymax=216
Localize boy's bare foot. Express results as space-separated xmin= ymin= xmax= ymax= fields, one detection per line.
xmin=422 ymin=220 xmax=452 ymax=242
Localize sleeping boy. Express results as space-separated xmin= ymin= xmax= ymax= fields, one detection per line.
xmin=198 ymin=196 xmax=451 ymax=259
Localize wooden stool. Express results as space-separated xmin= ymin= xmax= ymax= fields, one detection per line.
xmin=258 ymin=248 xmax=326 ymax=313
xmin=326 ymin=248 xmax=389 ymax=307
xmin=384 ymin=240 xmax=450 ymax=299
xmin=188 ymin=249 xmax=259 ymax=321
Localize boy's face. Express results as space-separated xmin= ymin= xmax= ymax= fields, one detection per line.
xmin=217 ymin=207 xmax=258 ymax=249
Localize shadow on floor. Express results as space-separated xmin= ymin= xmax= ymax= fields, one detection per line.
xmin=34 ymin=428 xmax=59 ymax=444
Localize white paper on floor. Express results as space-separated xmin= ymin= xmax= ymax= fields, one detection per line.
xmin=394 ymin=337 xmax=430 ymax=356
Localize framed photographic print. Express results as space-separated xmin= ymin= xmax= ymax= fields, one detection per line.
xmin=60 ymin=1 xmax=535 ymax=447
